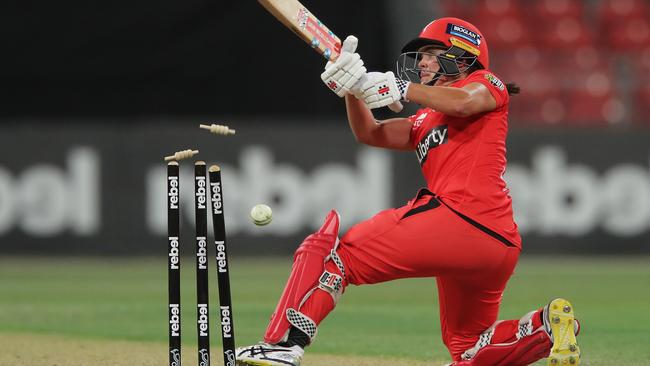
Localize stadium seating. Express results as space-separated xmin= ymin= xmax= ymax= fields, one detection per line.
xmin=438 ymin=0 xmax=649 ymax=125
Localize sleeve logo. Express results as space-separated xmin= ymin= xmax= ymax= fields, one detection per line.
xmin=485 ymin=73 xmax=505 ymax=91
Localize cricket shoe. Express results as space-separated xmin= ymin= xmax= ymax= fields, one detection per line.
xmin=236 ymin=342 xmax=304 ymax=366
xmin=544 ymin=298 xmax=580 ymax=365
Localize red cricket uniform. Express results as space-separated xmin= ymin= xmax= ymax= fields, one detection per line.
xmin=412 ymin=69 xmax=521 ymax=249
xmin=304 ymin=69 xmax=522 ymax=361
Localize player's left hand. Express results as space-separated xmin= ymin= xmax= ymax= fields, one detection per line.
xmin=360 ymin=71 xmax=410 ymax=110
xmin=321 ymin=36 xmax=366 ymax=97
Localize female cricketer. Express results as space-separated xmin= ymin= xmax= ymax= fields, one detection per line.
xmin=236 ymin=17 xmax=581 ymax=366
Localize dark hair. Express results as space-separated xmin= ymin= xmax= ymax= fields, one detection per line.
xmin=505 ymin=82 xmax=520 ymax=95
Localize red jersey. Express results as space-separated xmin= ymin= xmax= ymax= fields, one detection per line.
xmin=408 ymin=69 xmax=521 ymax=247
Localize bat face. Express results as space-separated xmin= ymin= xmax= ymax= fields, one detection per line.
xmin=258 ymin=0 xmax=342 ymax=61
xmin=295 ymin=7 xmax=341 ymax=60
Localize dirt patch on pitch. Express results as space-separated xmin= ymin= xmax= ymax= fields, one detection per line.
xmin=0 ymin=332 xmax=435 ymax=366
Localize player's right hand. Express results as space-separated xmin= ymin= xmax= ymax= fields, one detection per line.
xmin=360 ymin=71 xmax=407 ymax=111
xmin=321 ymin=35 xmax=366 ymax=98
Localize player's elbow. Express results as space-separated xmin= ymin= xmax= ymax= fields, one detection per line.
xmin=350 ymin=130 xmax=372 ymax=145
xmin=449 ymin=96 xmax=490 ymax=118
xmin=354 ymin=130 xmax=388 ymax=148
xmin=353 ymin=133 xmax=367 ymax=145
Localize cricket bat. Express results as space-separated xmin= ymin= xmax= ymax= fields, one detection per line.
xmin=258 ymin=0 xmax=403 ymax=111
xmin=258 ymin=0 xmax=342 ymax=61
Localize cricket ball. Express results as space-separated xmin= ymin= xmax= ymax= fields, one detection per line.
xmin=250 ymin=204 xmax=273 ymax=226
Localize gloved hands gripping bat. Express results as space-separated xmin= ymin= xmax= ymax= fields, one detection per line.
xmin=321 ymin=36 xmax=404 ymax=112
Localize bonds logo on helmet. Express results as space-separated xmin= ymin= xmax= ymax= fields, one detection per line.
xmin=446 ymin=23 xmax=482 ymax=46
xmin=485 ymin=73 xmax=505 ymax=91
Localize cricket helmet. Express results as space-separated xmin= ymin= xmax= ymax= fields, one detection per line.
xmin=398 ymin=17 xmax=489 ymax=84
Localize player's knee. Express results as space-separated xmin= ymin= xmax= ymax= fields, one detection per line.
xmin=295 ymin=210 xmax=341 ymax=259
xmin=295 ymin=237 xmax=333 ymax=258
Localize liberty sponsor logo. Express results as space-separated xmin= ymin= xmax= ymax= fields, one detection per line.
xmin=198 ymin=303 xmax=209 ymax=337
xmin=216 ymin=240 xmax=228 ymax=273
xmin=211 ymin=182 xmax=223 ymax=214
xmin=169 ymin=236 xmax=179 ymax=270
xmin=169 ymin=303 xmax=180 ymax=337
xmin=221 ymin=305 xmax=233 ymax=338
xmin=195 ymin=175 xmax=206 ymax=209
xmin=197 ymin=236 xmax=207 ymax=269
xmin=446 ymin=23 xmax=481 ymax=45
xmin=416 ymin=125 xmax=448 ymax=165
xmin=485 ymin=73 xmax=505 ymax=91
xmin=168 ymin=176 xmax=179 ymax=209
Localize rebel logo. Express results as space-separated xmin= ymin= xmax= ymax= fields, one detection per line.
xmin=198 ymin=303 xmax=209 ymax=337
xmin=197 ymin=236 xmax=207 ymax=270
xmin=196 ymin=175 xmax=206 ymax=209
xmin=168 ymin=176 xmax=179 ymax=209
xmin=221 ymin=305 xmax=233 ymax=338
xmin=169 ymin=303 xmax=180 ymax=337
xmin=216 ymin=240 xmax=228 ymax=273
xmin=416 ymin=125 xmax=448 ymax=165
xmin=169 ymin=236 xmax=179 ymax=270
xmin=211 ymin=182 xmax=223 ymax=214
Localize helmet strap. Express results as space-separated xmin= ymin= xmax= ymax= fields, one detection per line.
xmin=425 ymin=72 xmax=443 ymax=86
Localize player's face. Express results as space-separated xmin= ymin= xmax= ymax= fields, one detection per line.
xmin=417 ymin=46 xmax=444 ymax=84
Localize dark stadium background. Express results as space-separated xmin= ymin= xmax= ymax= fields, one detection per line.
xmin=2 ymin=0 xmax=649 ymax=255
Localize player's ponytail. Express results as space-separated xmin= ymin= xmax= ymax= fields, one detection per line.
xmin=506 ymin=82 xmax=520 ymax=95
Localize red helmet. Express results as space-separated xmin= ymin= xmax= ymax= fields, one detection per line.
xmin=401 ymin=17 xmax=489 ymax=69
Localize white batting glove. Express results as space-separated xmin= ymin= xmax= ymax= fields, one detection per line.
xmin=321 ymin=36 xmax=367 ymax=97
xmin=360 ymin=71 xmax=410 ymax=110
xmin=353 ymin=73 xmax=403 ymax=112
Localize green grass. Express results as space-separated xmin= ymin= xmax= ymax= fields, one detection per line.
xmin=0 ymin=256 xmax=649 ymax=365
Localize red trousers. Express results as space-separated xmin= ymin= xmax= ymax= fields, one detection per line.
xmin=304 ymin=190 xmax=520 ymax=360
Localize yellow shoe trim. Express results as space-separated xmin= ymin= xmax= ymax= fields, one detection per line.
xmin=547 ymin=298 xmax=580 ymax=366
